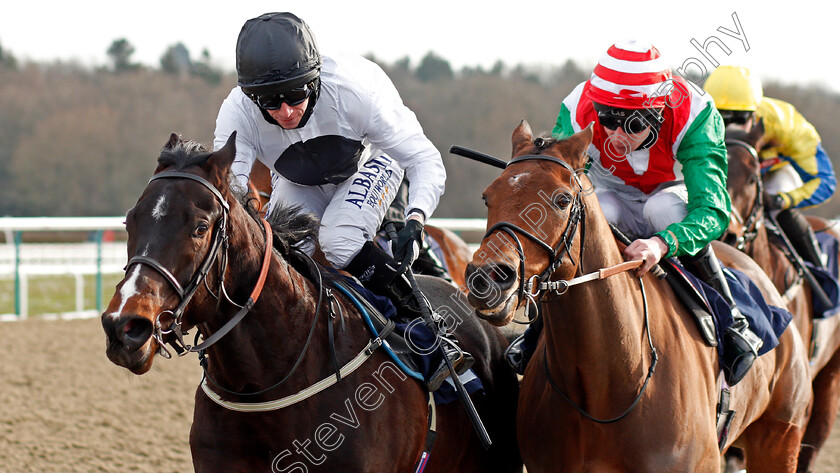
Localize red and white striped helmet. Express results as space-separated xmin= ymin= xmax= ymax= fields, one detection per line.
xmin=586 ymin=40 xmax=672 ymax=109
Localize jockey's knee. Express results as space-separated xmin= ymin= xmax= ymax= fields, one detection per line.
xmin=320 ymin=224 xmax=369 ymax=269
xmin=596 ymin=191 xmax=622 ymax=225
xmin=644 ymin=192 xmax=687 ymax=233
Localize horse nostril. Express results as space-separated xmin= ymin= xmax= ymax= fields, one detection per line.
xmin=114 ymin=316 xmax=154 ymax=351
xmin=466 ymin=263 xmax=517 ymax=296
xmin=488 ymin=264 xmax=516 ymax=285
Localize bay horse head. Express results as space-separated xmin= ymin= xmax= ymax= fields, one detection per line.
xmin=465 ymin=120 xmax=593 ymax=325
xmin=101 ymin=132 xmax=264 ymax=373
xmin=721 ymin=119 xmax=766 ymax=250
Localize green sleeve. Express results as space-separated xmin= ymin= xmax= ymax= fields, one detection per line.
xmin=654 ymin=103 xmax=731 ymax=258
xmin=552 ymin=104 xmax=576 ymax=139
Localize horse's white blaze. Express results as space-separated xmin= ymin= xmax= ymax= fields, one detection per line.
xmin=107 ymin=243 xmax=150 ymax=319
xmin=509 ymin=172 xmax=530 ymax=187
xmin=106 ymin=265 xmax=142 ymax=318
xmin=152 ymin=194 xmax=168 ymax=220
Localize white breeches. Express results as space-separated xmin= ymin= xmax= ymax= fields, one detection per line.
xmin=595 ymin=182 xmax=689 ymax=239
xmin=265 ymin=151 xmax=404 ymax=268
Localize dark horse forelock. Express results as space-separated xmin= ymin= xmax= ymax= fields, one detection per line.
xmin=157 ymin=139 xmax=213 ymax=170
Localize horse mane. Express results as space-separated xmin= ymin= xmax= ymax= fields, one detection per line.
xmin=264 ymin=203 xmax=320 ymax=255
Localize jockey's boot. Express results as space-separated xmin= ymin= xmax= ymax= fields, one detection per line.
xmin=681 ymin=244 xmax=763 ymax=386
xmin=777 ymin=208 xmax=825 ymax=269
xmin=504 ymin=308 xmax=543 ymax=375
xmin=346 ymin=241 xmax=474 ymax=391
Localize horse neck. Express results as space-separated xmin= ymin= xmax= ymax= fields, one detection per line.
xmin=542 ymin=202 xmax=648 ymax=389
xmin=745 ymin=224 xmax=789 ymax=292
xmin=197 ymin=210 xmax=350 ymax=397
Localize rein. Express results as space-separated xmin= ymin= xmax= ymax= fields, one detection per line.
xmin=544 ymin=276 xmax=658 ymax=423
xmin=725 ymin=139 xmax=764 ymax=250
xmin=486 ymin=150 xmax=658 ymax=422
xmin=126 ymin=171 xmax=272 ymax=358
xmin=126 ymin=170 xmax=396 ymax=413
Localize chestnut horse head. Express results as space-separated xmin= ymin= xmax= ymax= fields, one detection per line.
xmin=465 ymin=119 xmax=593 ymax=326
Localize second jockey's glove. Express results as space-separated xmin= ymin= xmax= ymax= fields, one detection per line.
xmin=394 ymin=219 xmax=424 ymax=265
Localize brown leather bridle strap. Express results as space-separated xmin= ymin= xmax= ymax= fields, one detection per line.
xmin=191 ymin=218 xmax=273 ymax=352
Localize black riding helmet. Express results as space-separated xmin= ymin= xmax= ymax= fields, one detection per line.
xmin=236 ymin=12 xmax=321 ymax=128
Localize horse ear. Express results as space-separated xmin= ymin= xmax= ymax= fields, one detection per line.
xmin=206 ymin=132 xmax=238 ymax=183
xmin=563 ymin=123 xmax=594 ymax=169
xmin=511 ymin=119 xmax=534 ymax=156
xmin=153 ymin=133 xmax=183 ymax=174
xmin=163 ymin=132 xmax=181 ymax=150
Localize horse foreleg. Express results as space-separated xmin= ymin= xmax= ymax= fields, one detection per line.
xmin=799 ymin=349 xmax=840 ymax=472
xmin=742 ymin=419 xmax=804 ymax=473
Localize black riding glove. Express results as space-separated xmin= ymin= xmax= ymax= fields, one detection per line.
xmin=394 ymin=219 xmax=424 ymax=264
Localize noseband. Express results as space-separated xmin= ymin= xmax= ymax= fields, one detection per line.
xmin=125 ymin=171 xmax=272 ymax=358
xmin=482 ymin=152 xmax=586 ymax=317
xmin=725 ymin=139 xmax=764 ymax=250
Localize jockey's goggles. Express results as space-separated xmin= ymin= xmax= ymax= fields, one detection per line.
xmin=718 ymin=109 xmax=754 ymax=127
xmin=593 ymin=102 xmax=663 ymax=135
xmin=247 ymin=85 xmax=312 ymax=110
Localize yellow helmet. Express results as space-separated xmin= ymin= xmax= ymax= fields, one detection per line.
xmin=703 ymin=65 xmax=763 ymax=111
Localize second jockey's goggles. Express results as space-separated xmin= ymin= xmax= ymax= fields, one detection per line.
xmin=718 ymin=109 xmax=754 ymax=127
xmin=593 ymin=102 xmax=663 ymax=135
xmin=247 ymin=84 xmax=312 ymax=110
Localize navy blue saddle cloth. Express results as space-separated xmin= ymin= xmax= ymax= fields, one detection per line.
xmin=805 ymin=232 xmax=840 ymax=318
xmin=670 ymin=259 xmax=793 ymax=361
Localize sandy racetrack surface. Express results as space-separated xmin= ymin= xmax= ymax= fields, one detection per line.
xmin=1 ymin=318 xmax=198 ymax=472
xmin=2 ymin=316 xmax=840 ymax=472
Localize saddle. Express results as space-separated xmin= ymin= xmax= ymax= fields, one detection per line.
xmin=286 ymin=248 xmax=425 ymax=380
xmin=286 ymin=247 xmax=483 ymax=404
xmin=610 ymin=226 xmax=791 ymax=354
xmin=658 ymin=260 xmax=719 ymax=347
xmin=609 ymin=226 xmax=718 ymax=347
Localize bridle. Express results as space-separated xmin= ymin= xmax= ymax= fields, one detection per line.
xmin=482 ymin=151 xmax=587 ymax=318
xmin=482 ymin=146 xmax=657 ymax=423
xmin=125 ymin=171 xmax=273 ymax=358
xmin=725 ymin=139 xmax=764 ymax=250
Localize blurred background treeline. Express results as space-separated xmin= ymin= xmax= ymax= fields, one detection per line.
xmin=2 ymin=38 xmax=839 ymax=219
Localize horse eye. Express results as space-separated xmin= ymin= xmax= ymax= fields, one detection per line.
xmin=194 ymin=223 xmax=209 ymax=237
xmin=554 ymin=193 xmax=572 ymax=208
